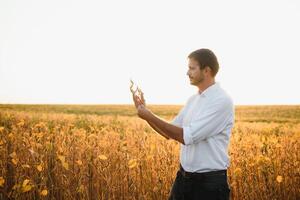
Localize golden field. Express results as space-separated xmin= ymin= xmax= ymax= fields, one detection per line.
xmin=0 ymin=104 xmax=299 ymax=200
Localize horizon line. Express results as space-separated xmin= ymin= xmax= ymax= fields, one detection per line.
xmin=1 ymin=103 xmax=300 ymax=107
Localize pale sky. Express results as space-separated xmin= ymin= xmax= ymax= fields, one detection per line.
xmin=1 ymin=0 xmax=300 ymax=105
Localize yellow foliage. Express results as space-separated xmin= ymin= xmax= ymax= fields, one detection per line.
xmin=37 ymin=164 xmax=43 ymax=172
xmin=22 ymin=179 xmax=33 ymax=192
xmin=76 ymin=160 xmax=83 ymax=165
xmin=77 ymin=184 xmax=85 ymax=193
xmin=22 ymin=179 xmax=30 ymax=187
xmin=40 ymin=189 xmax=48 ymax=196
xmin=62 ymin=162 xmax=69 ymax=170
xmin=58 ymin=155 xmax=69 ymax=170
xmin=58 ymin=155 xmax=65 ymax=163
xmin=0 ymin=105 xmax=299 ymax=199
xmin=98 ymin=155 xmax=108 ymax=160
xmin=87 ymin=134 xmax=97 ymax=140
xmin=128 ymin=159 xmax=138 ymax=169
xmin=22 ymin=164 xmax=31 ymax=168
xmin=22 ymin=185 xmax=32 ymax=193
xmin=17 ymin=120 xmax=25 ymax=127
xmin=0 ymin=177 xmax=5 ymax=187
xmin=12 ymin=158 xmax=18 ymax=165
xmin=234 ymin=167 xmax=242 ymax=176
xmin=9 ymin=152 xmax=17 ymax=158
xmin=276 ymin=175 xmax=283 ymax=183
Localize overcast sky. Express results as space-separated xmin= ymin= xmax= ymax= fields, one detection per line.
xmin=1 ymin=0 xmax=299 ymax=105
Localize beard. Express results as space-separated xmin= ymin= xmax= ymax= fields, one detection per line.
xmin=190 ymin=75 xmax=204 ymax=85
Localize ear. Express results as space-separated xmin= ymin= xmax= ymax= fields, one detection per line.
xmin=204 ymin=66 xmax=211 ymax=75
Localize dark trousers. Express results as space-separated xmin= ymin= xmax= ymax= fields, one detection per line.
xmin=168 ymin=166 xmax=230 ymax=200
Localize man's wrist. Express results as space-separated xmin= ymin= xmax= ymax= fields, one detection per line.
xmin=145 ymin=109 xmax=155 ymax=122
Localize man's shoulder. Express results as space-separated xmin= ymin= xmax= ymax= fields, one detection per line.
xmin=214 ymin=87 xmax=234 ymax=106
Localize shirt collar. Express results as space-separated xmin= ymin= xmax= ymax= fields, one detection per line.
xmin=198 ymin=82 xmax=220 ymax=97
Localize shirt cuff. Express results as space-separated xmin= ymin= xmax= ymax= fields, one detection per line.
xmin=183 ymin=126 xmax=194 ymax=145
xmin=171 ymin=119 xmax=181 ymax=127
xmin=170 ymin=119 xmax=177 ymax=125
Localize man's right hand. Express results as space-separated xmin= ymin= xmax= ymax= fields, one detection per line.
xmin=130 ymin=80 xmax=146 ymax=109
xmin=132 ymin=94 xmax=142 ymax=109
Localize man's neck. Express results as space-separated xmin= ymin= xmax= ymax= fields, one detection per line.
xmin=197 ymin=79 xmax=216 ymax=94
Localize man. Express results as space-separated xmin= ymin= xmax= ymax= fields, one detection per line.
xmin=131 ymin=48 xmax=234 ymax=200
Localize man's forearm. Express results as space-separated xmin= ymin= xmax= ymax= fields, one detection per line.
xmin=147 ymin=121 xmax=170 ymax=140
xmin=145 ymin=111 xmax=184 ymax=144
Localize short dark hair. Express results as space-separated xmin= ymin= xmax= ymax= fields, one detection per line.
xmin=188 ymin=49 xmax=219 ymax=77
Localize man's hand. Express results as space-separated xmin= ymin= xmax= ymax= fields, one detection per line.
xmin=130 ymin=80 xmax=150 ymax=120
xmin=132 ymin=94 xmax=149 ymax=120
xmin=129 ymin=80 xmax=182 ymax=143
xmin=130 ymin=79 xmax=146 ymax=108
xmin=138 ymin=88 xmax=146 ymax=106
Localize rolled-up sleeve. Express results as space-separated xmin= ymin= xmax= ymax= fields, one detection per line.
xmin=170 ymin=96 xmax=193 ymax=127
xmin=182 ymin=97 xmax=233 ymax=145
xmin=170 ymin=106 xmax=185 ymax=127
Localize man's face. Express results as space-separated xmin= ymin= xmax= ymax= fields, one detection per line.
xmin=186 ymin=58 xmax=205 ymax=86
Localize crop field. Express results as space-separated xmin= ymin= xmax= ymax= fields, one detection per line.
xmin=0 ymin=104 xmax=299 ymax=200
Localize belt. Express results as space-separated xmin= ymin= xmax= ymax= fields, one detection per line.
xmin=179 ymin=165 xmax=227 ymax=179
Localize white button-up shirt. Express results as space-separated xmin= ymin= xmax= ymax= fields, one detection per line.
xmin=171 ymin=82 xmax=234 ymax=173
